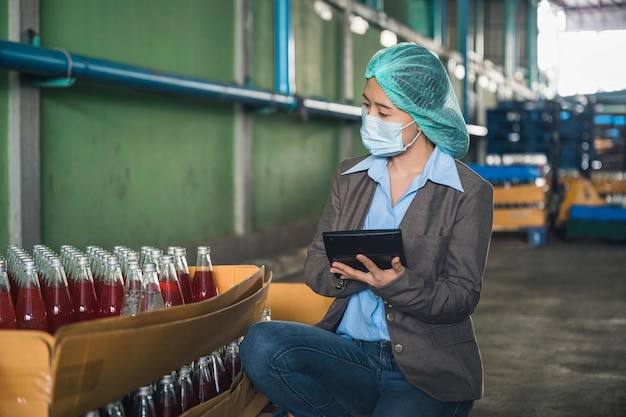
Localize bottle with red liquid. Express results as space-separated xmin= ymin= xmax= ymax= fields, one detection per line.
xmin=175 ymin=365 xmax=198 ymax=414
xmin=208 ymin=350 xmax=231 ymax=395
xmin=154 ymin=374 xmax=180 ymax=417
xmin=5 ymin=246 xmax=20 ymax=304
xmin=15 ymin=260 xmax=48 ymax=331
xmin=60 ymin=246 xmax=80 ymax=293
xmin=34 ymin=248 xmax=53 ymax=295
xmin=0 ymin=258 xmax=17 ymax=329
xmin=192 ymin=355 xmax=217 ymax=403
xmin=100 ymin=399 xmax=126 ymax=417
xmin=158 ymin=256 xmax=184 ymax=308
xmin=223 ymin=340 xmax=242 ymax=385
xmin=137 ymin=262 xmax=165 ymax=313
xmin=98 ymin=256 xmax=125 ymax=319
xmin=43 ymin=257 xmax=76 ymax=334
xmin=132 ymin=385 xmax=157 ymax=417
xmin=192 ymin=246 xmax=219 ymax=303
xmin=91 ymin=249 xmax=108 ymax=298
xmin=121 ymin=260 xmax=143 ymax=316
xmin=172 ymin=248 xmax=193 ymax=305
xmin=71 ymin=255 xmax=99 ymax=323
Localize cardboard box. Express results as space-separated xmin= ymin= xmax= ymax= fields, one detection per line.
xmin=265 ymin=282 xmax=333 ymax=325
xmin=180 ymin=371 xmax=269 ymax=417
xmin=493 ymin=207 xmax=548 ymax=229
xmin=0 ymin=265 xmax=270 ymax=417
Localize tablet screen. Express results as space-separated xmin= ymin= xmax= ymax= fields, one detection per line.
xmin=322 ymin=229 xmax=406 ymax=272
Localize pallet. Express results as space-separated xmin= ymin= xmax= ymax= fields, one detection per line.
xmin=492 ymin=226 xmax=548 ymax=248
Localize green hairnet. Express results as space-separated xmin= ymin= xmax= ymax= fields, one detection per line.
xmin=365 ymin=42 xmax=469 ymax=159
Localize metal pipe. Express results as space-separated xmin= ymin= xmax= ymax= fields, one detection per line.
xmin=302 ymin=98 xmax=360 ymax=121
xmin=0 ymin=40 xmax=370 ymax=121
xmin=275 ymin=0 xmax=294 ymax=95
xmin=457 ymin=0 xmax=470 ymax=121
xmin=526 ymin=0 xmax=538 ymax=89
xmin=0 ymin=40 xmax=297 ymax=110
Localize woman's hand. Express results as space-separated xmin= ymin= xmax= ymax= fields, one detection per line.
xmin=329 ymin=255 xmax=405 ymax=288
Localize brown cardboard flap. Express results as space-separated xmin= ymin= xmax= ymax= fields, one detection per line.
xmin=49 ymin=271 xmax=271 ymax=417
xmin=0 ymin=331 xmax=55 ymax=417
xmin=178 ymin=371 xmax=269 ymax=417
xmin=266 ymin=282 xmax=333 ymax=325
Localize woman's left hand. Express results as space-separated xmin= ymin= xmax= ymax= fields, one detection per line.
xmin=330 ymin=255 xmax=405 ymax=288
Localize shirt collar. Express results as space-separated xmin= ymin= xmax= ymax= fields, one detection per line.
xmin=341 ymin=147 xmax=464 ymax=192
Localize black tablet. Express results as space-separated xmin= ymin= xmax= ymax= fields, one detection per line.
xmin=322 ymin=229 xmax=406 ymax=272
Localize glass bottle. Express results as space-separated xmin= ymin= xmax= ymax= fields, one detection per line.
xmin=124 ymin=251 xmax=140 ymax=278
xmin=0 ymin=259 xmax=17 ymax=329
xmin=137 ymin=263 xmax=165 ymax=313
xmin=223 ymin=340 xmax=241 ymax=384
xmin=175 ymin=365 xmax=198 ymax=414
xmin=71 ymin=255 xmax=99 ymax=323
xmin=101 ymin=399 xmax=127 ymax=417
xmin=98 ymin=256 xmax=125 ymax=319
xmin=172 ymin=248 xmax=193 ymax=305
xmin=132 ymin=385 xmax=156 ymax=417
xmin=149 ymin=249 xmax=163 ymax=276
xmin=139 ymin=246 xmax=153 ymax=266
xmin=262 ymin=308 xmax=272 ymax=321
xmin=121 ymin=261 xmax=143 ymax=316
xmin=15 ymin=260 xmax=48 ymax=331
xmin=158 ymin=256 xmax=184 ymax=308
xmin=35 ymin=249 xmax=53 ymax=294
xmin=192 ymin=355 xmax=217 ymax=403
xmin=92 ymin=249 xmax=109 ymax=298
xmin=192 ymin=246 xmax=219 ymax=302
xmin=209 ymin=350 xmax=231 ymax=395
xmin=154 ymin=374 xmax=180 ymax=417
xmin=5 ymin=247 xmax=20 ymax=304
xmin=43 ymin=257 xmax=76 ymax=334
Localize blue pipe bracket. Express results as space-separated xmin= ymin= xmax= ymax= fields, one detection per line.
xmin=27 ymin=33 xmax=76 ymax=88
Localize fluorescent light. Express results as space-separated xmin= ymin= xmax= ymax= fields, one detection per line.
xmin=314 ymin=1 xmax=333 ymax=21
xmin=380 ymin=30 xmax=397 ymax=47
xmin=349 ymin=15 xmax=369 ymax=35
xmin=467 ymin=124 xmax=488 ymax=137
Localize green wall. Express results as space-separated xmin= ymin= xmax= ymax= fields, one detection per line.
xmin=0 ymin=0 xmax=496 ymax=254
xmin=38 ymin=0 xmax=238 ymax=250
xmin=2 ymin=0 xmax=378 ymax=252
xmin=0 ymin=1 xmax=8 ymax=251
xmin=251 ymin=0 xmax=346 ymax=230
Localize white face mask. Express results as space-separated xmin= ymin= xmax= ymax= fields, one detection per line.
xmin=360 ymin=110 xmax=422 ymax=157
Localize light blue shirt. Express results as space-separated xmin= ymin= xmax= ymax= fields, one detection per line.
xmin=335 ymin=147 xmax=464 ymax=341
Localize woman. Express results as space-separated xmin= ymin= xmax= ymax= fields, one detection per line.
xmin=240 ymin=42 xmax=494 ymax=417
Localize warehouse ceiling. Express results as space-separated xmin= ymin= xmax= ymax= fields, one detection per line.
xmin=551 ymin=0 xmax=626 ymax=31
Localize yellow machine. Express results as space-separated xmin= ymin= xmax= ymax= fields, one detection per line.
xmin=556 ymin=177 xmax=606 ymax=227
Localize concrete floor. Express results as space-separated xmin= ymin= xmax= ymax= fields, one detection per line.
xmin=471 ymin=238 xmax=626 ymax=417
xmin=259 ymin=236 xmax=626 ymax=416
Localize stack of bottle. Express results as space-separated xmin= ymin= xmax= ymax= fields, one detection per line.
xmin=0 ymin=244 xmax=220 ymax=334
xmin=79 ymin=337 xmax=245 ymax=417
xmin=1 ymin=243 xmax=271 ymax=417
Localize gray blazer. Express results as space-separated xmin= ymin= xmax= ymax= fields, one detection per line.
xmin=304 ymin=154 xmax=494 ymax=402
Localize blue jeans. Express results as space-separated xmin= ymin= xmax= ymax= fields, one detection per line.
xmin=240 ymin=321 xmax=474 ymax=417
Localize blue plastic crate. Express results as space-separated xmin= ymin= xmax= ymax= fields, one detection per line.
xmin=467 ymin=164 xmax=544 ymax=183
xmin=569 ymin=205 xmax=626 ymax=222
